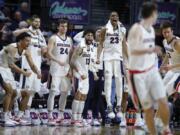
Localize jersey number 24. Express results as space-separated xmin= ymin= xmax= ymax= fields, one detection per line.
xmin=60 ymin=48 xmax=68 ymax=55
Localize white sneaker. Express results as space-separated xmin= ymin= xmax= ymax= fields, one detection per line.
xmin=107 ymin=106 xmax=115 ymax=119
xmin=3 ymin=118 xmax=17 ymax=127
xmin=72 ymin=120 xmax=84 ymax=127
xmin=59 ymin=119 xmax=71 ymax=126
xmin=47 ymin=118 xmax=57 ymax=126
xmin=134 ymin=118 xmax=144 ymax=127
xmin=154 ymin=117 xmax=163 ymax=129
xmin=120 ymin=118 xmax=127 ymax=127
xmin=30 ymin=111 xmax=41 ymax=125
xmin=82 ymin=119 xmax=91 ymax=127
xmin=115 ymin=106 xmax=123 ymax=119
xmin=92 ymin=119 xmax=100 ymax=126
xmin=14 ymin=117 xmax=31 ymax=126
xmin=39 ymin=109 xmax=48 ymax=125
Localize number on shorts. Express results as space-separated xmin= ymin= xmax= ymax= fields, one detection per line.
xmin=86 ymin=58 xmax=90 ymax=65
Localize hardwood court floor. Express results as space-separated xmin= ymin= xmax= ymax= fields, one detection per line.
xmin=0 ymin=125 xmax=180 ymax=135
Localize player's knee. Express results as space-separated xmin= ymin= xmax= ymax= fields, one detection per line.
xmin=12 ymin=90 xmax=17 ymax=98
xmin=21 ymin=90 xmax=30 ymax=98
xmin=158 ymin=97 xmax=168 ymax=108
xmin=74 ymin=91 xmax=87 ymax=101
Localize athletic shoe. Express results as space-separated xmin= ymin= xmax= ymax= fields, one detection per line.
xmin=3 ymin=118 xmax=17 ymax=127
xmin=119 ymin=118 xmax=127 ymax=127
xmin=39 ymin=109 xmax=48 ymax=125
xmin=134 ymin=118 xmax=144 ymax=127
xmin=91 ymin=119 xmax=100 ymax=126
xmin=14 ymin=117 xmax=31 ymax=126
xmin=82 ymin=119 xmax=91 ymax=127
xmin=47 ymin=118 xmax=57 ymax=126
xmin=71 ymin=120 xmax=84 ymax=127
xmin=107 ymin=106 xmax=115 ymax=119
xmin=161 ymin=129 xmax=173 ymax=135
xmin=30 ymin=110 xmax=41 ymax=125
xmin=115 ymin=106 xmax=123 ymax=119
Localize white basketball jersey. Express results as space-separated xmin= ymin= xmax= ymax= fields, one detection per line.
xmin=0 ymin=43 xmax=25 ymax=68
xmin=75 ymin=44 xmax=94 ymax=76
xmin=50 ymin=35 xmax=72 ymax=76
xmin=22 ymin=27 xmax=46 ymax=70
xmin=163 ymin=36 xmax=179 ymax=64
xmin=103 ymin=25 xmax=126 ymax=61
xmin=128 ymin=25 xmax=156 ymax=70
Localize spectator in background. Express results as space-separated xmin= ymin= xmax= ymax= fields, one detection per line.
xmin=20 ymin=2 xmax=30 ymax=21
xmin=9 ymin=11 xmax=22 ymax=31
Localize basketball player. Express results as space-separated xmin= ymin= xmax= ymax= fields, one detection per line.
xmin=20 ymin=15 xmax=46 ymax=122
xmin=70 ymin=29 xmax=96 ymax=127
xmin=155 ymin=22 xmax=180 ymax=128
xmin=127 ymin=2 xmax=172 ymax=135
xmin=0 ymin=32 xmax=41 ymax=126
xmin=97 ymin=11 xmax=127 ymax=119
xmin=47 ymin=19 xmax=73 ymax=126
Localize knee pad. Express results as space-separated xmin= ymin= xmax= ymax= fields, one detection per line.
xmin=74 ymin=91 xmax=87 ymax=101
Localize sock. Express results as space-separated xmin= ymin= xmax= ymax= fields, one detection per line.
xmin=47 ymin=90 xmax=56 ymax=111
xmin=77 ymin=101 xmax=85 ymax=121
xmin=58 ymin=91 xmax=68 ymax=112
xmin=25 ymin=109 xmax=30 ymax=118
xmin=4 ymin=112 xmax=8 ymax=120
xmin=72 ymin=100 xmax=80 ymax=121
xmin=136 ymin=113 xmax=141 ymax=120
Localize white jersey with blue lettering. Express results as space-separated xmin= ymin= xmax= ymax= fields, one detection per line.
xmin=50 ymin=35 xmax=73 ymax=77
xmin=103 ymin=24 xmax=126 ymax=61
xmin=163 ymin=36 xmax=179 ymax=64
xmin=22 ymin=26 xmax=46 ymax=70
xmin=0 ymin=43 xmax=25 ymax=68
xmin=128 ymin=24 xmax=156 ymax=70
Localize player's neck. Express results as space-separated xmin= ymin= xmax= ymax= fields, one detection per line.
xmin=141 ymin=19 xmax=152 ymax=30
xmin=17 ymin=42 xmax=24 ymax=55
xmin=166 ymin=35 xmax=175 ymax=44
xmin=57 ymin=32 xmax=66 ymax=40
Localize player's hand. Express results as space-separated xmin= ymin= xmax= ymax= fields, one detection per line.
xmin=66 ymin=70 xmax=73 ymax=78
xmin=94 ymin=75 xmax=99 ymax=81
xmin=37 ymin=71 xmax=42 ymax=79
xmin=81 ymin=75 xmax=87 ymax=80
xmin=153 ymin=46 xmax=162 ymax=55
xmin=24 ymin=71 xmax=32 ymax=77
xmin=96 ymin=59 xmax=100 ymax=64
xmin=160 ymin=65 xmax=172 ymax=72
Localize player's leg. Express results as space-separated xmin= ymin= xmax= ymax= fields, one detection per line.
xmin=114 ymin=60 xmax=123 ymax=118
xmin=47 ymin=75 xmax=61 ymax=125
xmin=57 ymin=77 xmax=71 ymax=125
xmin=104 ymin=60 xmax=114 ymax=118
xmin=152 ymin=70 xmax=172 ymax=134
xmin=130 ymin=72 xmax=157 ymax=135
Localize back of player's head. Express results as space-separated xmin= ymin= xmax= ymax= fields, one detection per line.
xmin=141 ymin=2 xmax=157 ymax=19
xmin=31 ymin=14 xmax=40 ymax=21
xmin=83 ymin=28 xmax=95 ymax=38
xmin=16 ymin=32 xmax=31 ymax=42
xmin=160 ymin=21 xmax=173 ymax=30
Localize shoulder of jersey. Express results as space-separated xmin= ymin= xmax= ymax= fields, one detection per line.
xmin=119 ymin=23 xmax=126 ymax=34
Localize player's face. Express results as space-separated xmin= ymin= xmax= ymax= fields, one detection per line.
xmin=151 ymin=10 xmax=158 ymax=24
xmin=95 ymin=29 xmax=101 ymax=40
xmin=110 ymin=12 xmax=119 ymax=27
xmin=21 ymin=37 xmax=31 ymax=49
xmin=85 ymin=33 xmax=94 ymax=45
xmin=58 ymin=23 xmax=68 ymax=34
xmin=32 ymin=18 xmax=41 ymax=29
xmin=162 ymin=27 xmax=173 ymax=40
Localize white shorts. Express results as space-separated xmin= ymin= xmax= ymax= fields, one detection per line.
xmin=104 ymin=60 xmax=124 ymax=78
xmin=49 ymin=75 xmax=71 ymax=93
xmin=0 ymin=67 xmax=16 ymax=89
xmin=163 ymin=71 xmax=180 ymax=96
xmin=20 ymin=70 xmax=41 ymax=92
xmin=128 ymin=67 xmax=166 ymax=110
xmin=77 ymin=77 xmax=89 ymax=95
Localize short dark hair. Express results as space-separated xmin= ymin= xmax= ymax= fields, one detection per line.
xmin=141 ymin=2 xmax=157 ymax=19
xmin=31 ymin=14 xmax=40 ymax=21
xmin=160 ymin=21 xmax=173 ymax=30
xmin=58 ymin=18 xmax=69 ymax=25
xmin=83 ymin=28 xmax=95 ymax=38
xmin=16 ymin=32 xmax=31 ymax=42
